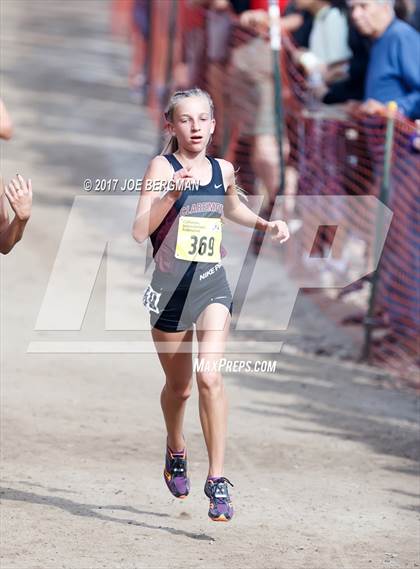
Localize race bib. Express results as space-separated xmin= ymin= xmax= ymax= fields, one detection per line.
xmin=175 ymin=216 xmax=222 ymax=263
xmin=142 ymin=284 xmax=161 ymax=314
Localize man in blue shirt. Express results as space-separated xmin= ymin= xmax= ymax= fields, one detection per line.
xmin=348 ymin=0 xmax=420 ymax=120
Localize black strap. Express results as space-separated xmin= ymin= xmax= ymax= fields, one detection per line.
xmin=163 ymin=154 xmax=184 ymax=172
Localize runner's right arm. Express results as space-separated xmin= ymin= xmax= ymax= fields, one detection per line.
xmin=132 ymin=155 xmax=193 ymax=244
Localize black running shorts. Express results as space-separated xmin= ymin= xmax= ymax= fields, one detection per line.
xmin=143 ymin=263 xmax=233 ymax=333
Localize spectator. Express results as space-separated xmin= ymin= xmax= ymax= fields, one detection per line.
xmin=324 ymin=0 xmax=420 ymax=104
xmin=295 ymin=0 xmax=352 ymax=70
xmin=285 ymin=0 xmax=313 ymax=47
xmin=348 ymin=0 xmax=420 ymax=120
xmin=0 ymin=98 xmax=13 ymax=140
xmin=394 ymin=0 xmax=420 ymax=29
xmin=204 ymin=0 xmax=233 ymax=153
xmin=231 ymin=0 xmax=305 ymax=34
xmin=173 ymin=0 xmax=206 ymax=88
xmin=228 ymin=0 xmax=294 ymax=219
xmin=409 ymin=0 xmax=420 ymax=30
xmin=322 ymin=22 xmax=370 ymax=103
xmin=228 ymin=0 xmax=305 ymax=253
xmin=347 ymin=0 xmax=420 ymax=355
xmin=0 ymin=100 xmax=33 ymax=254
xmin=0 ymin=176 xmax=32 ymax=255
xmin=129 ymin=0 xmax=149 ymax=91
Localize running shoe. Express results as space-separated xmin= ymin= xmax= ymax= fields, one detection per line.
xmin=204 ymin=476 xmax=234 ymax=522
xmin=163 ymin=443 xmax=190 ymax=499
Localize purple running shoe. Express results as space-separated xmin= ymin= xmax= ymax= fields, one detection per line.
xmin=204 ymin=477 xmax=234 ymax=522
xmin=163 ymin=444 xmax=190 ymax=499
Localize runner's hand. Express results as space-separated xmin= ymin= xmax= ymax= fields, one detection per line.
xmin=4 ymin=174 xmax=32 ymax=221
xmin=267 ymin=219 xmax=290 ymax=244
xmin=165 ymin=166 xmax=197 ymax=202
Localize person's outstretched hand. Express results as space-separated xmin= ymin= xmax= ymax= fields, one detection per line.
xmin=5 ymin=174 xmax=32 ymax=221
xmin=267 ymin=219 xmax=290 ymax=244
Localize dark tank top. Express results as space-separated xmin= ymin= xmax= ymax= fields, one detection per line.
xmin=150 ymin=154 xmax=227 ymax=281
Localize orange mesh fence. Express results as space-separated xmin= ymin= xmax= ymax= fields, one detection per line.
xmin=122 ymin=3 xmax=419 ymax=385
xmin=281 ymin=34 xmax=419 ymax=382
xmin=373 ymin=121 xmax=419 ymax=376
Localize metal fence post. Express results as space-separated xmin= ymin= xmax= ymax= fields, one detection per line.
xmin=268 ymin=0 xmax=286 ymax=198
xmin=361 ymin=101 xmax=397 ymax=362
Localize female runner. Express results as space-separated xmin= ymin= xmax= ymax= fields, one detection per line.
xmin=132 ymin=88 xmax=289 ymax=522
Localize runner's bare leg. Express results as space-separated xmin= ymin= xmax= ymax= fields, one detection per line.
xmin=195 ymin=304 xmax=231 ymax=478
xmin=151 ymin=327 xmax=194 ymax=451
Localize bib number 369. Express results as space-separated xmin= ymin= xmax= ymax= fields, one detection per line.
xmin=175 ymin=216 xmax=222 ymax=263
xmin=189 ymin=235 xmax=215 ymax=256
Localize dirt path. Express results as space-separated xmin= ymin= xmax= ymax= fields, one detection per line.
xmin=1 ymin=2 xmax=419 ymax=568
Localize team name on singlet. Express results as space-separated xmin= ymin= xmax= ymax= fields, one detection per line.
xmin=180 ymin=201 xmax=224 ymax=216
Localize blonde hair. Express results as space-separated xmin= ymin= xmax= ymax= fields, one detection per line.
xmin=162 ymin=88 xmax=214 ymax=154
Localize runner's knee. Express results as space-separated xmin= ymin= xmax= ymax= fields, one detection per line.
xmin=164 ymin=378 xmax=193 ymax=401
xmin=196 ymin=371 xmax=223 ymax=394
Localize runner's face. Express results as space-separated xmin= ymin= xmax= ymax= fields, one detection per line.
xmin=171 ymin=96 xmax=215 ymax=153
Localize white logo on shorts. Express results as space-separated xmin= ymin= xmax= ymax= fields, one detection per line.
xmin=199 ymin=263 xmax=222 ymax=280
xmin=142 ymin=284 xmax=161 ymax=314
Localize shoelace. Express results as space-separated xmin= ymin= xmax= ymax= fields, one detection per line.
xmin=208 ymin=477 xmax=234 ymax=501
xmin=170 ymin=456 xmax=186 ymax=477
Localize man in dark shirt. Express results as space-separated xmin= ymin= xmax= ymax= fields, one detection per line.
xmin=348 ymin=0 xmax=420 ymax=119
xmin=323 ymin=22 xmax=370 ymax=103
